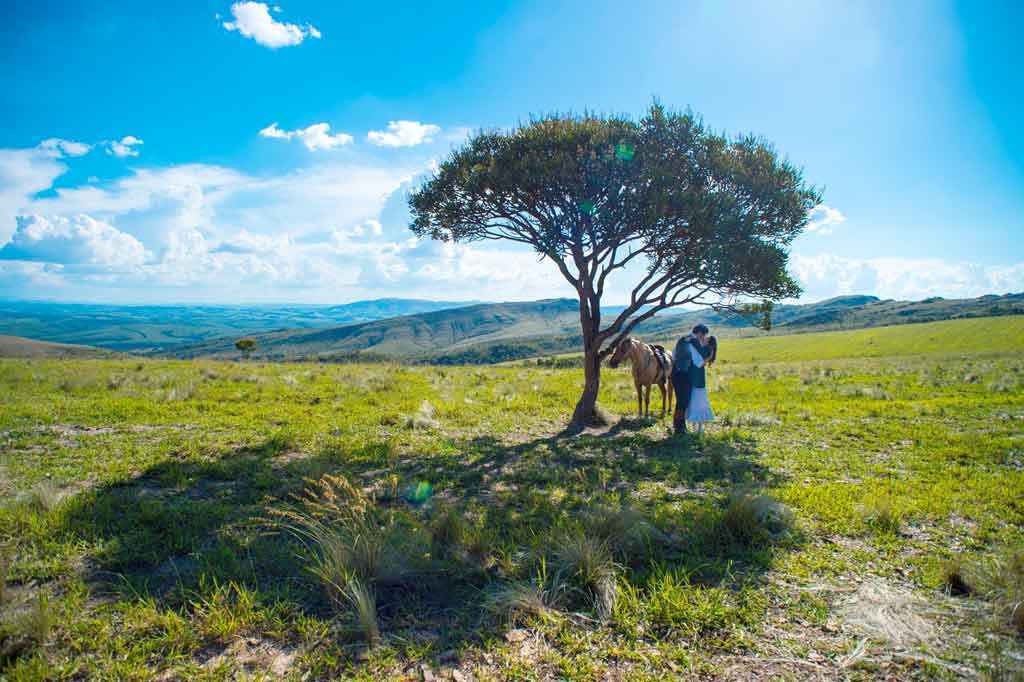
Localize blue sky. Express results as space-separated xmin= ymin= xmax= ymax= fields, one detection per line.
xmin=1 ymin=0 xmax=1021 ymax=304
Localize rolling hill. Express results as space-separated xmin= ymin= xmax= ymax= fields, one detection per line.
xmin=0 ymin=335 xmax=113 ymax=359
xmin=161 ymin=299 xmax=583 ymax=360
xmin=157 ymin=292 xmax=1023 ymax=362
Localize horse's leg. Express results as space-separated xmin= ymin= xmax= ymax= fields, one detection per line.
xmin=658 ymin=382 xmax=667 ymax=418
xmin=635 ymin=383 xmax=642 ymax=417
xmin=644 ymin=384 xmax=651 ymax=417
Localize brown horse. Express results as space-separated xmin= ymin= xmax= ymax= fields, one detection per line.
xmin=608 ymin=336 xmax=674 ymax=418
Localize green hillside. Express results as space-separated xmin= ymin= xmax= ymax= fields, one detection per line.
xmin=158 ymin=293 xmax=1024 ymax=363
xmin=163 ymin=299 xmax=581 ymax=360
xmin=0 ymin=335 xmax=112 ymax=359
xmin=709 ymin=315 xmax=1024 ymax=364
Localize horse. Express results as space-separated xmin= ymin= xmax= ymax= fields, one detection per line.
xmin=608 ymin=336 xmax=674 ymax=419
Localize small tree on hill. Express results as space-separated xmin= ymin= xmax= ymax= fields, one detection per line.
xmin=409 ymin=104 xmax=820 ymax=427
xmin=235 ymin=337 xmax=257 ymax=360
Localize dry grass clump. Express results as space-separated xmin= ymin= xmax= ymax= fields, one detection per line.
xmin=485 ymin=570 xmax=567 ymax=626
xmin=838 ymin=385 xmax=892 ymax=400
xmin=943 ymin=544 xmax=1024 ymax=635
xmin=403 ymin=400 xmax=440 ymax=430
xmin=720 ymin=412 xmax=781 ymax=428
xmin=988 ymin=376 xmax=1020 ymax=394
xmin=716 ymin=493 xmax=794 ymax=545
xmin=162 ymin=382 xmax=196 ymax=402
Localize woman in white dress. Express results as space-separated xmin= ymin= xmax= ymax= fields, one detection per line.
xmin=686 ymin=335 xmax=717 ymax=434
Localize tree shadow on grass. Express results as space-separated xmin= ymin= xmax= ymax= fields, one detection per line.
xmin=53 ymin=423 xmax=798 ymax=675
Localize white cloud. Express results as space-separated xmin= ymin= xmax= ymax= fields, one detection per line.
xmin=367 ymin=120 xmax=441 ymax=148
xmin=790 ymin=253 xmax=1024 ymax=301
xmin=222 ymin=2 xmax=321 ymax=48
xmin=0 ymin=148 xmax=68 ymax=245
xmin=0 ymin=214 xmax=149 ymax=269
xmin=259 ymin=122 xmax=353 ymax=151
xmin=107 ymin=136 xmax=144 ymax=158
xmin=805 ymin=204 xmax=846 ymax=235
xmin=37 ymin=138 xmax=91 ymax=158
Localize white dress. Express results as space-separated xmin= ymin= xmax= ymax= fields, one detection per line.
xmin=686 ymin=343 xmax=715 ymax=423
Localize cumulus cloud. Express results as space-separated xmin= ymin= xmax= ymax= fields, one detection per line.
xmin=367 ymin=120 xmax=441 ymax=148
xmin=789 ymin=252 xmax=1024 ymax=302
xmin=107 ymin=136 xmax=144 ymax=158
xmin=0 ymin=148 xmax=68 ymax=244
xmin=805 ymin=204 xmax=846 ymax=235
xmin=222 ymin=2 xmax=321 ymax=48
xmin=259 ymin=122 xmax=353 ymax=151
xmin=0 ymin=214 xmax=149 ymax=268
xmin=37 ymin=138 xmax=91 ymax=158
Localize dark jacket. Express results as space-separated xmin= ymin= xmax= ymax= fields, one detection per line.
xmin=671 ymin=335 xmax=711 ymax=388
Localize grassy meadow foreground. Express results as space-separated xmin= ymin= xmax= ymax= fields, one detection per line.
xmin=1 ymin=317 xmax=1023 ymax=679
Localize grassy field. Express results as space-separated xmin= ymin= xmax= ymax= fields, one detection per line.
xmin=1 ymin=317 xmax=1022 ymax=679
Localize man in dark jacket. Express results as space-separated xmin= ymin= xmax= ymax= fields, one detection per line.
xmin=671 ymin=324 xmax=713 ymax=433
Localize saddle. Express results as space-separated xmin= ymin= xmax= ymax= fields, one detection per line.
xmin=650 ymin=344 xmax=671 ymax=382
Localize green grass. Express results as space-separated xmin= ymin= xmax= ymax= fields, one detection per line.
xmin=703 ymin=315 xmax=1024 ymax=364
xmin=0 ymin=317 xmax=1022 ymax=678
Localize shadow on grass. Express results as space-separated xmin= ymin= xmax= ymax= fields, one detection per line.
xmin=53 ymin=423 xmax=797 ymax=671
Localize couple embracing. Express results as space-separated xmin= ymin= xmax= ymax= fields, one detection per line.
xmin=671 ymin=324 xmax=717 ymax=435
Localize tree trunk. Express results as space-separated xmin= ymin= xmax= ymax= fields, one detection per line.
xmin=570 ymin=344 xmax=603 ymax=427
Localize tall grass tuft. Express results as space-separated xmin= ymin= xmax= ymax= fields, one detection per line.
xmin=23 ymin=593 xmax=56 ymax=644
xmin=859 ymin=496 xmax=903 ymax=536
xmin=0 ymin=545 xmax=10 ymax=604
xmin=583 ymin=505 xmax=664 ymax=561
xmin=343 ymin=577 xmax=380 ymax=646
xmin=553 ymin=531 xmax=618 ymax=619
xmin=715 ymin=493 xmax=793 ymax=546
xmin=430 ymin=505 xmax=468 ymax=560
xmin=271 ymin=474 xmax=416 ymax=645
xmin=404 ymin=400 xmax=440 ymax=430
xmin=944 ymin=544 xmax=1024 ymax=635
xmin=27 ymin=481 xmax=63 ymax=514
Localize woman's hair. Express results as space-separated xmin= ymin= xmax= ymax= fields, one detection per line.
xmin=692 ymin=323 xmax=709 ymax=336
xmin=706 ymin=335 xmax=718 ymax=365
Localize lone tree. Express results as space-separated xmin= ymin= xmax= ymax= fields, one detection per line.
xmin=235 ymin=337 xmax=257 ymax=360
xmin=409 ymin=104 xmax=820 ymax=427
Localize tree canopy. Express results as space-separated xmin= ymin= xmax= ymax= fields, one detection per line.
xmin=409 ymin=104 xmax=820 ymax=425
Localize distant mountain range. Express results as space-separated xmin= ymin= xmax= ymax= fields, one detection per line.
xmin=1 ymin=293 xmax=1021 ymax=363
